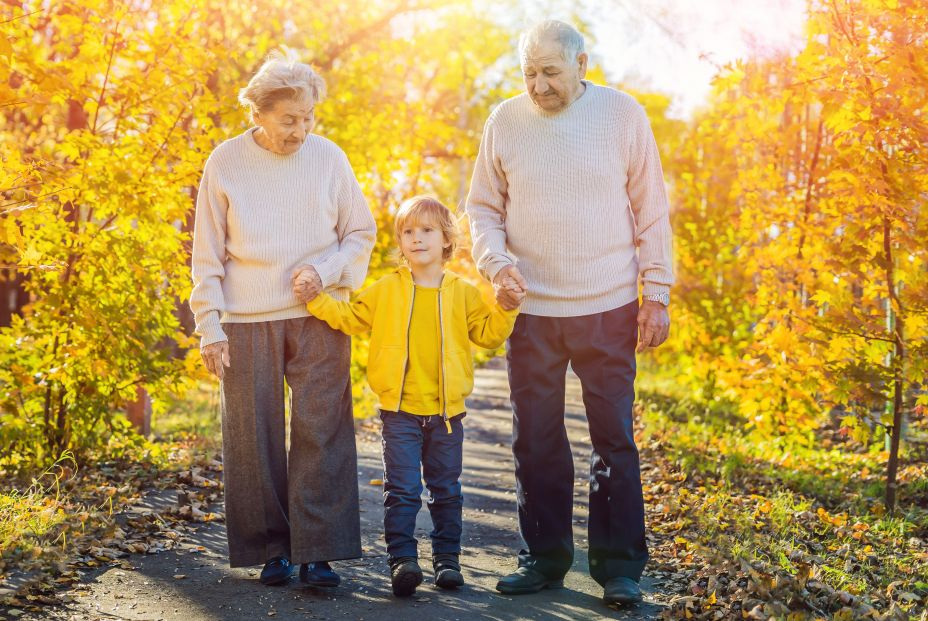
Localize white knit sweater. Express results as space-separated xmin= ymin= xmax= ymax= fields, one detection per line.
xmin=466 ymin=82 xmax=674 ymax=317
xmin=189 ymin=128 xmax=376 ymax=347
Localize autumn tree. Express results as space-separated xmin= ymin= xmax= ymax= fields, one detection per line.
xmin=664 ymin=0 xmax=928 ymax=509
xmin=0 ymin=0 xmax=519 ymax=471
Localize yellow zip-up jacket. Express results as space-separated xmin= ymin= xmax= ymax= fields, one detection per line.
xmin=306 ymin=266 xmax=518 ymax=426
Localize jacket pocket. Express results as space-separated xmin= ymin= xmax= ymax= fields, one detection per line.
xmin=444 ymin=349 xmax=474 ymax=403
xmin=368 ymin=345 xmax=404 ymax=395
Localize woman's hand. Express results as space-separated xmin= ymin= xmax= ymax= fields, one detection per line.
xmin=201 ymin=341 xmax=231 ymax=379
xmin=292 ymin=265 xmax=323 ymax=303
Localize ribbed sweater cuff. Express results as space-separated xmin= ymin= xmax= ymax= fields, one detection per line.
xmin=314 ymin=255 xmax=347 ymax=289
xmin=198 ymin=318 xmax=227 ymax=349
xmin=641 ymin=282 xmax=671 ymax=297
xmin=483 ymin=258 xmax=514 ymax=283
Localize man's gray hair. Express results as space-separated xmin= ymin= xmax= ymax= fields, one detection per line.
xmin=238 ymin=50 xmax=326 ymax=122
xmin=518 ymin=20 xmax=586 ymax=63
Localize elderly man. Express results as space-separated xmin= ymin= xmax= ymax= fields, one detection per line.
xmin=466 ymin=20 xmax=673 ymax=605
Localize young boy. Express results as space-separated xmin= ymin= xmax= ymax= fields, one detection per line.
xmin=292 ymin=196 xmax=524 ymax=597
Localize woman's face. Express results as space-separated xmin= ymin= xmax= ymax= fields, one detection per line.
xmin=253 ymin=97 xmax=315 ymax=155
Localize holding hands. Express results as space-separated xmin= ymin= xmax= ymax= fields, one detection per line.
xmin=292 ymin=265 xmax=323 ymax=303
xmin=494 ymin=265 xmax=527 ymax=311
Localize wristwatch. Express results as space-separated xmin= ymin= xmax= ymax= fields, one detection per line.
xmin=643 ymin=292 xmax=670 ymax=306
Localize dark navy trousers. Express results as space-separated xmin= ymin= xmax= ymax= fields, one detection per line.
xmin=380 ymin=410 xmax=464 ymax=561
xmin=506 ymin=300 xmax=648 ymax=585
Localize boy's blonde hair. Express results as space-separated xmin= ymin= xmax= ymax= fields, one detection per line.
xmin=394 ymin=196 xmax=459 ymax=262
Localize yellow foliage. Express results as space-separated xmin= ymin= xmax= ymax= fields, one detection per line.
xmin=0 ymin=0 xmax=521 ymax=468
xmin=661 ymin=0 xmax=928 ymax=443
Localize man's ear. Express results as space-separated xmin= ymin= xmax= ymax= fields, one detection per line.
xmin=577 ymin=52 xmax=588 ymax=79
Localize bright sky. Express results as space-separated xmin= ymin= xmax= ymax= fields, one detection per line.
xmin=504 ymin=0 xmax=808 ymax=119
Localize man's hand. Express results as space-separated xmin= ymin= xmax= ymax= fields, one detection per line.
xmin=201 ymin=340 xmax=231 ymax=380
xmin=493 ymin=265 xmax=528 ymax=311
xmin=292 ymin=265 xmax=323 ymax=303
xmin=636 ymin=300 xmax=670 ymax=353
xmin=495 ymin=275 xmax=526 ymax=310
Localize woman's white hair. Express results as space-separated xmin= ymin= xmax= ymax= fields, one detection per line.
xmin=238 ymin=50 xmax=326 ymax=122
xmin=518 ymin=20 xmax=585 ymax=63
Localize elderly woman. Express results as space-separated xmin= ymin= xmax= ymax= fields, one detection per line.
xmin=189 ymin=53 xmax=376 ymax=587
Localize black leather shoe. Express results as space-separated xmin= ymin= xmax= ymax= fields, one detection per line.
xmin=603 ymin=576 xmax=643 ymax=604
xmin=300 ymin=561 xmax=340 ymax=587
xmin=390 ymin=557 xmax=424 ymax=597
xmin=495 ymin=566 xmax=564 ymax=595
xmin=433 ymin=553 xmax=464 ymax=589
xmin=259 ymin=556 xmax=292 ymax=586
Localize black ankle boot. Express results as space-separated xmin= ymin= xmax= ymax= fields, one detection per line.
xmin=433 ymin=553 xmax=464 ymax=589
xmin=390 ymin=557 xmax=423 ymax=597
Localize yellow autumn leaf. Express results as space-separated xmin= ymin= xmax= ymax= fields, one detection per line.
xmin=0 ymin=35 xmax=12 ymax=62
xmin=19 ymin=244 xmax=43 ymax=266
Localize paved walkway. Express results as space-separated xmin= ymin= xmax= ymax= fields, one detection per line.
xmin=23 ymin=362 xmax=669 ymax=620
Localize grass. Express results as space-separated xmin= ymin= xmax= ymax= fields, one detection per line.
xmin=638 ymin=387 xmax=911 ymax=511
xmin=0 ymin=457 xmax=71 ymax=561
xmin=637 ymin=373 xmax=928 ymax=618
xmin=0 ymin=381 xmax=225 ymax=594
xmin=152 ymin=380 xmax=222 ymax=445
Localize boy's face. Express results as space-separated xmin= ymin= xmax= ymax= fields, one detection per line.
xmin=399 ymin=217 xmax=449 ymax=269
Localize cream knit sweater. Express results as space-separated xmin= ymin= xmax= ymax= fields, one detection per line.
xmin=189 ymin=128 xmax=376 ymax=347
xmin=466 ymin=81 xmax=674 ymax=317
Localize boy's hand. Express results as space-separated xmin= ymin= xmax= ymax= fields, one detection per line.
xmin=495 ymin=275 xmax=526 ymax=311
xmin=493 ymin=265 xmax=527 ymax=310
xmin=292 ymin=265 xmax=323 ymax=303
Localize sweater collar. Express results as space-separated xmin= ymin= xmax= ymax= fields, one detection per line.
xmin=243 ymin=127 xmax=305 ymax=159
xmin=532 ymin=79 xmax=594 ymax=119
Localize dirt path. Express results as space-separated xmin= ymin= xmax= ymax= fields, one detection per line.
xmin=16 ymin=362 xmax=674 ymax=621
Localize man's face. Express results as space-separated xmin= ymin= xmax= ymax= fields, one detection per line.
xmin=521 ymin=36 xmax=587 ymax=113
xmin=254 ymin=98 xmax=315 ymax=155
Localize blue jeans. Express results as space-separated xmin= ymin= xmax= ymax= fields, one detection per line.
xmin=380 ymin=410 xmax=464 ymax=561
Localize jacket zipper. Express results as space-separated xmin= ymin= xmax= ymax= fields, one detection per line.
xmin=395 ymin=282 xmax=416 ymax=414
xmin=438 ymin=287 xmax=449 ymax=432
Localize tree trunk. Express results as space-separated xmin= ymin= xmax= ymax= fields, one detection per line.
xmin=126 ymin=386 xmax=152 ymax=437
xmin=886 ymin=339 xmax=904 ymax=512
xmin=883 ymin=215 xmax=905 ymax=513
xmin=0 ymin=272 xmax=28 ymax=327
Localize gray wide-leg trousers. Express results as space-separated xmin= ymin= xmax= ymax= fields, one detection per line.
xmin=220 ymin=317 xmax=362 ymax=568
